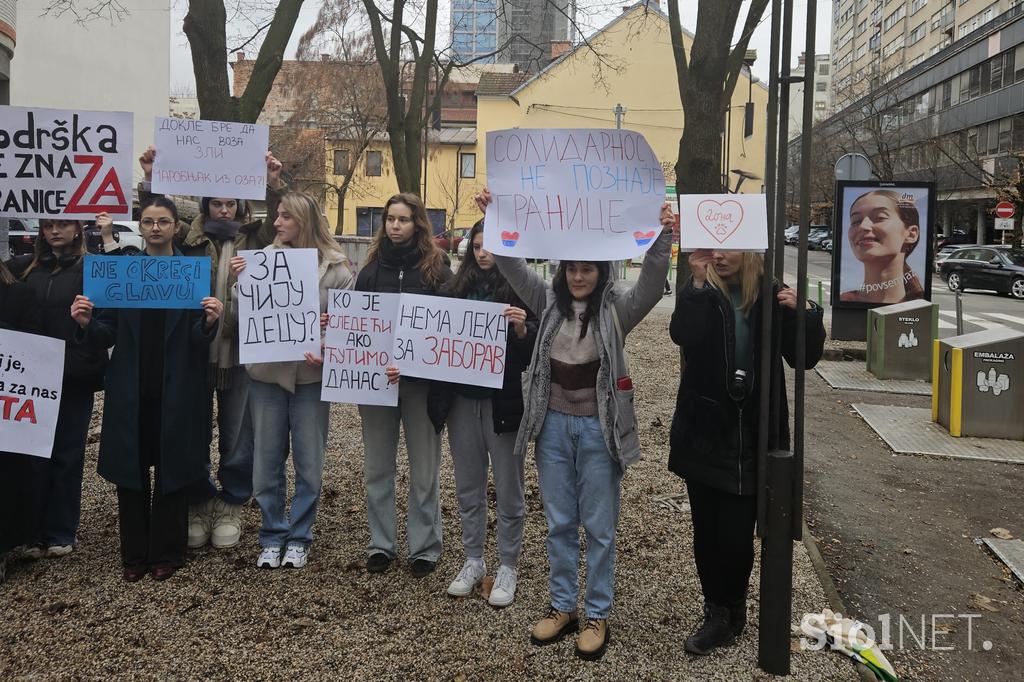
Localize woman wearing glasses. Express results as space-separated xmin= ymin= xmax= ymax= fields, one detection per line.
xmin=354 ymin=193 xmax=453 ymax=578
xmin=71 ymin=197 xmax=223 ymax=582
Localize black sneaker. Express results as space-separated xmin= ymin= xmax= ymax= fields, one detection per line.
xmin=366 ymin=552 xmax=392 ymax=573
xmin=684 ymin=603 xmax=736 ymax=655
xmin=409 ymin=558 xmax=436 ymax=578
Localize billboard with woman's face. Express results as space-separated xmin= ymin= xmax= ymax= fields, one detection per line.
xmin=832 ymin=181 xmax=935 ymax=308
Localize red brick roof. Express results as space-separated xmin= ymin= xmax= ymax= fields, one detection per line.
xmin=475 ymin=72 xmax=531 ymax=97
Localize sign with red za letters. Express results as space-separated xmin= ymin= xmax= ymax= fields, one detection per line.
xmin=0 ymin=106 xmax=134 ymax=220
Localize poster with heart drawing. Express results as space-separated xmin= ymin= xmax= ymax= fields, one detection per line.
xmin=678 ymin=194 xmax=768 ymax=252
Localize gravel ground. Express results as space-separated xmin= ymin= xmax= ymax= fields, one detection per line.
xmin=1 ymin=310 xmax=856 ymax=681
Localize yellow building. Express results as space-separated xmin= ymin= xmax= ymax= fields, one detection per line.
xmin=326 ymin=4 xmax=768 ymax=236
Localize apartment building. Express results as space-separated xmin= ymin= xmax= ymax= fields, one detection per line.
xmin=496 ymin=0 xmax=571 ymax=72
xmin=788 ymin=53 xmax=833 ymax=139
xmin=831 ymin=0 xmax=1022 ymax=109
xmin=451 ymin=0 xmax=500 ymax=63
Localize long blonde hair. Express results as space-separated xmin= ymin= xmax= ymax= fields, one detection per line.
xmin=706 ymin=252 xmax=765 ymax=314
xmin=276 ymin=192 xmax=345 ymax=261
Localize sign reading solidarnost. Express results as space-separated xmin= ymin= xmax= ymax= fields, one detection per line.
xmin=237 ymin=248 xmax=321 ymax=364
xmin=321 ymin=291 xmax=400 ymax=406
xmin=678 ymin=193 xmax=769 ymax=252
xmin=995 ymin=201 xmax=1015 ymax=219
xmin=0 ymin=329 xmax=65 ymax=459
xmin=393 ymin=293 xmax=508 ymax=389
xmin=483 ymin=128 xmax=665 ymax=260
xmin=0 ymin=106 xmax=133 ymax=219
xmin=152 ymin=117 xmax=270 ymax=200
xmin=83 ymin=255 xmax=211 ymax=309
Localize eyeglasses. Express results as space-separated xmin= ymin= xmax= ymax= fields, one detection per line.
xmin=140 ymin=218 xmax=175 ymax=228
xmin=385 ymin=215 xmax=413 ymax=225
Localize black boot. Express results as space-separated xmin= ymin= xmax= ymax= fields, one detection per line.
xmin=684 ymin=603 xmax=736 ymax=655
xmin=725 ymin=599 xmax=747 ymax=637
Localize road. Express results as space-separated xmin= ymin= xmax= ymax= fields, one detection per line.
xmin=781 ymin=245 xmax=1024 ymax=337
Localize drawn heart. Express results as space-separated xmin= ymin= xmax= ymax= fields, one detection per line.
xmin=696 ymin=200 xmax=745 ymax=244
xmin=633 ymin=230 xmax=657 ymax=246
xmin=501 ymin=230 xmax=520 ymax=247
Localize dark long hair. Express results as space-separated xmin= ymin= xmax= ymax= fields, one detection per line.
xmin=552 ymin=260 xmax=610 ymax=339
xmin=0 ymin=258 xmax=14 ymax=285
xmin=142 ymin=195 xmax=180 ymax=223
xmin=364 ymin=192 xmax=446 ymax=290
xmin=444 ymin=220 xmax=519 ymax=304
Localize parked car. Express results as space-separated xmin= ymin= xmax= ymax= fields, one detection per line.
xmin=6 ymin=218 xmax=40 ymax=256
xmin=807 ymin=226 xmax=832 ymax=250
xmin=939 ymin=246 xmax=1024 ymax=299
xmin=933 ymin=244 xmax=961 ymax=271
xmin=784 ymin=225 xmax=800 ymax=245
xmin=821 ymin=238 xmax=834 ymax=252
xmin=84 ymin=220 xmax=145 ymax=255
xmin=434 ymin=227 xmax=469 ymax=253
xmin=457 ymin=234 xmax=470 ymax=259
xmin=935 ymin=230 xmax=972 ymax=250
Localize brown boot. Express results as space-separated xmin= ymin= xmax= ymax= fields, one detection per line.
xmin=530 ymin=607 xmax=579 ymax=645
xmin=575 ymin=618 xmax=610 ymax=660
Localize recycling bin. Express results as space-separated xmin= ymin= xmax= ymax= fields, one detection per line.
xmin=866 ymin=299 xmax=938 ymax=381
xmin=933 ymin=328 xmax=1024 ymax=439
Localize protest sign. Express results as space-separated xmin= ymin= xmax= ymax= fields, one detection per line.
xmin=237 ymin=248 xmax=321 ymax=364
xmin=83 ymin=255 xmax=211 ymax=309
xmin=152 ymin=117 xmax=270 ymax=200
xmin=0 ymin=330 xmax=65 ymax=459
xmin=677 ymin=193 xmax=769 ymax=252
xmin=393 ymin=293 xmax=508 ymax=389
xmin=321 ymin=291 xmax=400 ymax=406
xmin=483 ymin=128 xmax=665 ymax=260
xmin=0 ymin=106 xmax=133 ymax=220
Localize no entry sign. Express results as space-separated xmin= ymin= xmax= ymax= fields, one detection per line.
xmin=995 ymin=201 xmax=1015 ymax=219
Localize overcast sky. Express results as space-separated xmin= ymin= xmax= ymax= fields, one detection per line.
xmin=168 ymin=0 xmax=834 ymax=96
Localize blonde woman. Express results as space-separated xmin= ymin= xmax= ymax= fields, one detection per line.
xmin=230 ymin=192 xmax=354 ymax=569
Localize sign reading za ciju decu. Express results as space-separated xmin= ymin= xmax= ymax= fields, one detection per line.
xmin=83 ymin=255 xmax=211 ymax=309
xmin=152 ymin=117 xmax=270 ymax=201
xmin=483 ymin=128 xmax=666 ymax=260
xmin=0 ymin=329 xmax=65 ymax=459
xmin=0 ymin=106 xmax=134 ymax=220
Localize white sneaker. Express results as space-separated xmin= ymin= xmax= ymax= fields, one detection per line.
xmin=281 ymin=544 xmax=310 ymax=569
xmin=210 ymin=499 xmax=243 ymax=549
xmin=22 ymin=545 xmax=45 ymax=560
xmin=187 ymin=500 xmax=213 ymax=549
xmin=488 ymin=565 xmax=518 ymax=607
xmin=447 ymin=558 xmax=486 ymax=597
xmin=256 ymin=546 xmax=282 ymax=569
xmin=45 ymin=544 xmax=74 ymax=558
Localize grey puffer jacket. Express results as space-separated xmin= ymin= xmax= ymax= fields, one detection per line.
xmin=495 ymin=231 xmax=671 ymax=470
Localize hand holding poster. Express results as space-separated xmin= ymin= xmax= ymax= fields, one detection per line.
xmin=677 ymin=193 xmax=768 ymax=252
xmin=321 ymin=291 xmax=400 ymax=406
xmin=393 ymin=294 xmax=508 ymax=389
xmin=483 ymin=128 xmax=665 ymax=260
xmin=0 ymin=106 xmax=133 ymax=219
xmin=83 ymin=255 xmax=211 ymax=309
xmin=237 ymin=248 xmax=321 ymax=364
xmin=152 ymin=117 xmax=270 ymax=200
xmin=0 ymin=330 xmax=65 ymax=458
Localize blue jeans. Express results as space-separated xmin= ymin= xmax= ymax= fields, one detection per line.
xmin=249 ymin=380 xmax=329 ymax=549
xmin=536 ymin=409 xmax=623 ymax=620
xmin=189 ymin=368 xmax=255 ymax=506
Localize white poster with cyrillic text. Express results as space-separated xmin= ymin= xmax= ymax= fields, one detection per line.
xmin=237 ymin=248 xmax=320 ymax=364
xmin=321 ymin=291 xmax=400 ymax=406
xmin=678 ymin=193 xmax=768 ymax=251
xmin=483 ymin=128 xmax=665 ymax=260
xmin=0 ymin=106 xmax=133 ymax=219
xmin=393 ymin=294 xmax=508 ymax=389
xmin=152 ymin=117 xmax=269 ymax=200
xmin=0 ymin=330 xmax=65 ymax=459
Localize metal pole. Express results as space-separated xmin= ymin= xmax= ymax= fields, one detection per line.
xmin=758 ymin=450 xmax=795 ymax=675
xmin=613 ymin=103 xmax=626 ymax=129
xmin=956 ymin=289 xmax=964 ymax=335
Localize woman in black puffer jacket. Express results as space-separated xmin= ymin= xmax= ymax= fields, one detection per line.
xmin=9 ymin=218 xmax=109 ymax=558
xmin=669 ymin=248 xmax=825 ymax=656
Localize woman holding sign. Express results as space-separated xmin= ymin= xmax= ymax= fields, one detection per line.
xmin=476 ymin=189 xmax=673 ymax=660
xmin=229 ymin=191 xmax=354 ymax=570
xmin=355 ymin=192 xmax=453 ymax=578
xmin=9 ymin=218 xmax=109 ymax=559
xmin=71 ymin=196 xmax=224 ymax=582
xmin=135 ymin=146 xmax=286 ymax=552
xmin=668 ymin=250 xmax=825 ymax=654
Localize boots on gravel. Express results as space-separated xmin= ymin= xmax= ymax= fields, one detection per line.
xmin=530 ymin=607 xmax=579 ymax=645
xmin=684 ymin=603 xmax=736 ymax=655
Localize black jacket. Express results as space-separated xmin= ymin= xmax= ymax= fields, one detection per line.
xmin=354 ymin=240 xmax=453 ymax=295
xmin=9 ymin=254 xmax=109 ymax=391
xmin=668 ymin=279 xmax=826 ymax=495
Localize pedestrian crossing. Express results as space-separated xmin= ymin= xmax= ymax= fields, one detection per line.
xmin=937 ymin=310 xmax=1024 ymax=331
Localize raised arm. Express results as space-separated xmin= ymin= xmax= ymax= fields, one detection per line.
xmin=612 ymin=203 xmax=675 ymax=333
xmin=253 ymin=152 xmax=287 ymax=247
xmin=494 ymin=256 xmax=550 ymax=319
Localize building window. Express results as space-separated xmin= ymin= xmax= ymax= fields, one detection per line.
xmin=818 ymin=62 xmax=830 ymax=75
xmin=816 ymin=81 xmax=828 ymax=92
xmin=911 ymin=0 xmax=928 ymax=14
xmin=908 ymin=22 xmax=927 ymax=45
xmin=459 ymin=152 xmax=476 ymax=179
xmin=333 ymin=149 xmax=350 ymax=175
xmin=365 ymin=151 xmax=382 ymax=176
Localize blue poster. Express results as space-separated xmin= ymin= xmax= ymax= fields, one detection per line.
xmin=83 ymin=255 xmax=211 ymax=309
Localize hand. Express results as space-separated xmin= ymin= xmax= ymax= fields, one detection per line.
xmin=304 ymin=352 xmax=324 ymax=367
xmin=688 ymin=249 xmax=714 ymax=286
xmin=503 ymin=305 xmax=528 ymax=340
xmin=659 ymin=202 xmax=675 ymax=234
xmin=230 ymin=256 xmax=247 ymax=277
xmin=139 ymin=145 xmax=156 ymax=181
xmin=385 ymin=365 xmax=400 ymax=385
xmin=266 ymin=152 xmax=284 ymax=189
xmin=95 ymin=212 xmax=117 ymax=246
xmin=71 ymin=295 xmax=94 ymax=329
xmin=474 ymin=188 xmax=492 ymax=214
xmin=202 ymin=297 xmax=223 ymax=328
xmin=320 ymin=312 xmax=330 ymax=332
xmin=776 ymin=286 xmax=811 ymax=310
